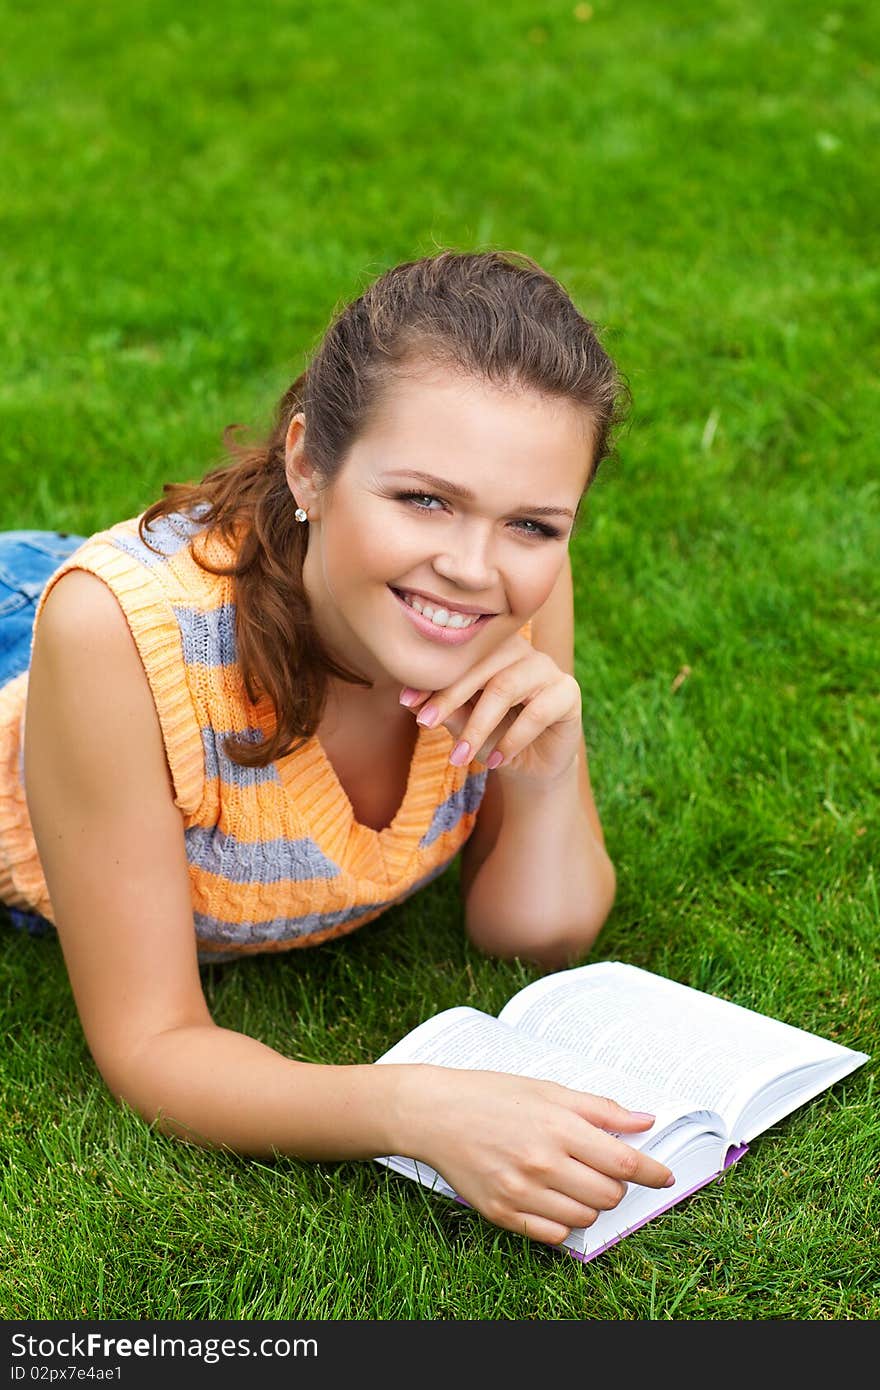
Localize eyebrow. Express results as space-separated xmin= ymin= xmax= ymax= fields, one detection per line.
xmin=382 ymin=470 xmax=575 ymax=519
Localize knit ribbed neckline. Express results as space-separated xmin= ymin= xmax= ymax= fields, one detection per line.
xmin=257 ymin=697 xmax=454 ymax=886
xmin=313 ymin=721 xmax=427 ymax=834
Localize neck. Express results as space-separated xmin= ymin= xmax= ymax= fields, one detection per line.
xmin=323 ymin=673 xmax=406 ymax=724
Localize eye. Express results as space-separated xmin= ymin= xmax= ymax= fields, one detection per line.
xmin=512 ymin=518 xmax=560 ymax=539
xmin=396 ymin=491 xmax=445 ymax=511
xmin=394 ymin=490 xmax=560 ymax=539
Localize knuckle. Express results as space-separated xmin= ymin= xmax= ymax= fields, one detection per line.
xmin=520 ymin=1153 xmax=549 ymax=1184
xmin=510 ymin=1175 xmax=533 ymax=1206
xmin=483 ymin=1197 xmax=508 ymax=1226
xmin=498 ymin=1170 xmax=527 ymax=1205
xmin=516 ymin=701 xmax=545 ymax=729
xmin=616 ymin=1147 xmax=641 ymax=1181
xmin=591 ymin=1179 xmax=621 ymax=1211
xmin=486 ymin=671 xmax=519 ymax=700
xmin=606 ymin=1179 xmax=627 ymax=1208
xmin=596 ymin=1092 xmax=620 ymax=1120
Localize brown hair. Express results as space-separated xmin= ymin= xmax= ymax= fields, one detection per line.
xmin=138 ymin=248 xmax=629 ymax=769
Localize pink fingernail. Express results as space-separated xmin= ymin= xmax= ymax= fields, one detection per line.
xmin=664 ymin=1174 xmax=676 ymax=1188
xmin=486 ymin=750 xmax=504 ymax=770
xmin=630 ymin=1112 xmax=655 ymax=1123
xmin=449 ymin=740 xmax=471 ymax=766
xmin=399 ymin=687 xmax=422 ymax=707
xmin=416 ymin=703 xmax=439 ymax=727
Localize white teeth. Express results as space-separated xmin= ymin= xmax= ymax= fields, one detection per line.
xmin=399 ymin=591 xmax=480 ymax=629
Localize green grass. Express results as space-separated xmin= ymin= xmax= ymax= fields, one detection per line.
xmin=1 ymin=0 xmax=877 ymax=1321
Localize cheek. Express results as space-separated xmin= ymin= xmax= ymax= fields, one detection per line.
xmin=322 ymin=513 xmax=389 ymax=583
xmin=357 ymin=531 xmax=410 ymax=580
xmin=516 ymin=554 xmax=566 ymax=615
xmin=349 ymin=517 xmax=422 ymax=582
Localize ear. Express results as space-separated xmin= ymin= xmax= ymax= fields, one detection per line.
xmin=284 ymin=412 xmax=324 ymax=519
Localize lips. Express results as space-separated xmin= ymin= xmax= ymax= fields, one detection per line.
xmin=388 ymin=586 xmax=492 ymax=646
xmin=392 ymin=586 xmax=496 ymax=617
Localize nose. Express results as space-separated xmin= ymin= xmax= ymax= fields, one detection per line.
xmin=430 ymin=518 xmax=499 ymax=593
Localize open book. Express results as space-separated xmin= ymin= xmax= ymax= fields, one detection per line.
xmin=374 ymin=961 xmax=868 ymax=1261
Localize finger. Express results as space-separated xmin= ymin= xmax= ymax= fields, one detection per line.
xmin=400 ymin=695 xmax=436 ymax=717
xmin=577 ymin=1094 xmax=657 ymax=1134
xmin=484 ymin=678 xmax=581 ymax=766
xmin=574 ymin=1126 xmax=674 ymax=1190
xmin=512 ymin=1214 xmax=573 ymax=1247
xmin=554 ymin=1157 xmax=628 ymax=1212
xmin=520 ymin=1189 xmax=602 ymax=1230
xmin=424 ymin=630 xmax=534 ymax=711
xmin=437 ymin=696 xmax=483 ymax=746
xmin=612 ymin=1112 xmax=658 ymax=1133
xmin=438 ymin=658 xmax=551 ymax=762
xmin=415 ymin=650 xmax=552 ymax=735
xmin=462 ymin=709 xmax=520 ymax=764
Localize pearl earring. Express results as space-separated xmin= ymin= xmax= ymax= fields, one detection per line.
xmin=295 ymin=507 xmax=309 ymax=523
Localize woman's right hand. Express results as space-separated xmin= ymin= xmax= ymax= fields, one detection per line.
xmin=406 ymin=1065 xmax=674 ymax=1246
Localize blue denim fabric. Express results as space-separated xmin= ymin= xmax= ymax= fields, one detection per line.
xmin=0 ymin=530 xmax=88 ymax=687
xmin=0 ymin=529 xmax=88 ymax=937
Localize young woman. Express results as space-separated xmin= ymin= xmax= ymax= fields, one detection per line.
xmin=0 ymin=249 xmax=674 ymax=1247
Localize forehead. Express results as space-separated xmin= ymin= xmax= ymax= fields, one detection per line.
xmin=350 ymin=365 xmax=593 ymax=497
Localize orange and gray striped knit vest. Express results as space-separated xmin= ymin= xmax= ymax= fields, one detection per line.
xmin=0 ymin=508 xmax=530 ymax=964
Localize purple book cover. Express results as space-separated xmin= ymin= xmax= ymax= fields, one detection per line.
xmin=569 ymin=1142 xmax=748 ymax=1265
xmin=450 ymin=1143 xmax=748 ymax=1263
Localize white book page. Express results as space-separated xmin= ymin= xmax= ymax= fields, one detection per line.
xmin=499 ymin=962 xmax=866 ymax=1136
xmin=376 ymin=1006 xmax=718 ymax=1141
xmin=374 ymin=1001 xmax=730 ymax=1244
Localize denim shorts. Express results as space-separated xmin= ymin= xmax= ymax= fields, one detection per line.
xmin=0 ymin=529 xmax=88 ymax=937
xmin=0 ymin=529 xmax=89 ymax=688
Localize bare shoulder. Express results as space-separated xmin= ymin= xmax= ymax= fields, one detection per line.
xmin=35 ymin=566 xmax=140 ymax=653
xmin=26 ymin=566 xmax=210 ymax=1092
xmin=33 ymin=566 xmax=143 ymax=680
xmin=29 ymin=568 xmax=176 ymax=800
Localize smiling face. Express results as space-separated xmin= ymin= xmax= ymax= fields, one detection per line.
xmin=285 ymin=364 xmax=594 ymax=700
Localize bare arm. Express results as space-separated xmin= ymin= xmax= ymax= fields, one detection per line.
xmin=25 ymin=569 xmax=668 ymax=1245
xmin=24 ymin=570 xmax=411 ymax=1158
xmin=460 ymin=555 xmax=616 ymax=968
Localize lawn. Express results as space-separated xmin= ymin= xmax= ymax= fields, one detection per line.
xmin=1 ymin=0 xmax=877 ymax=1320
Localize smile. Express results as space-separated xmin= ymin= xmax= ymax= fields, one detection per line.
xmin=388 ymin=587 xmax=492 ymax=645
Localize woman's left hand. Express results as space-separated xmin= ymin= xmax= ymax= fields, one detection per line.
xmin=399 ymin=632 xmax=582 ymax=787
